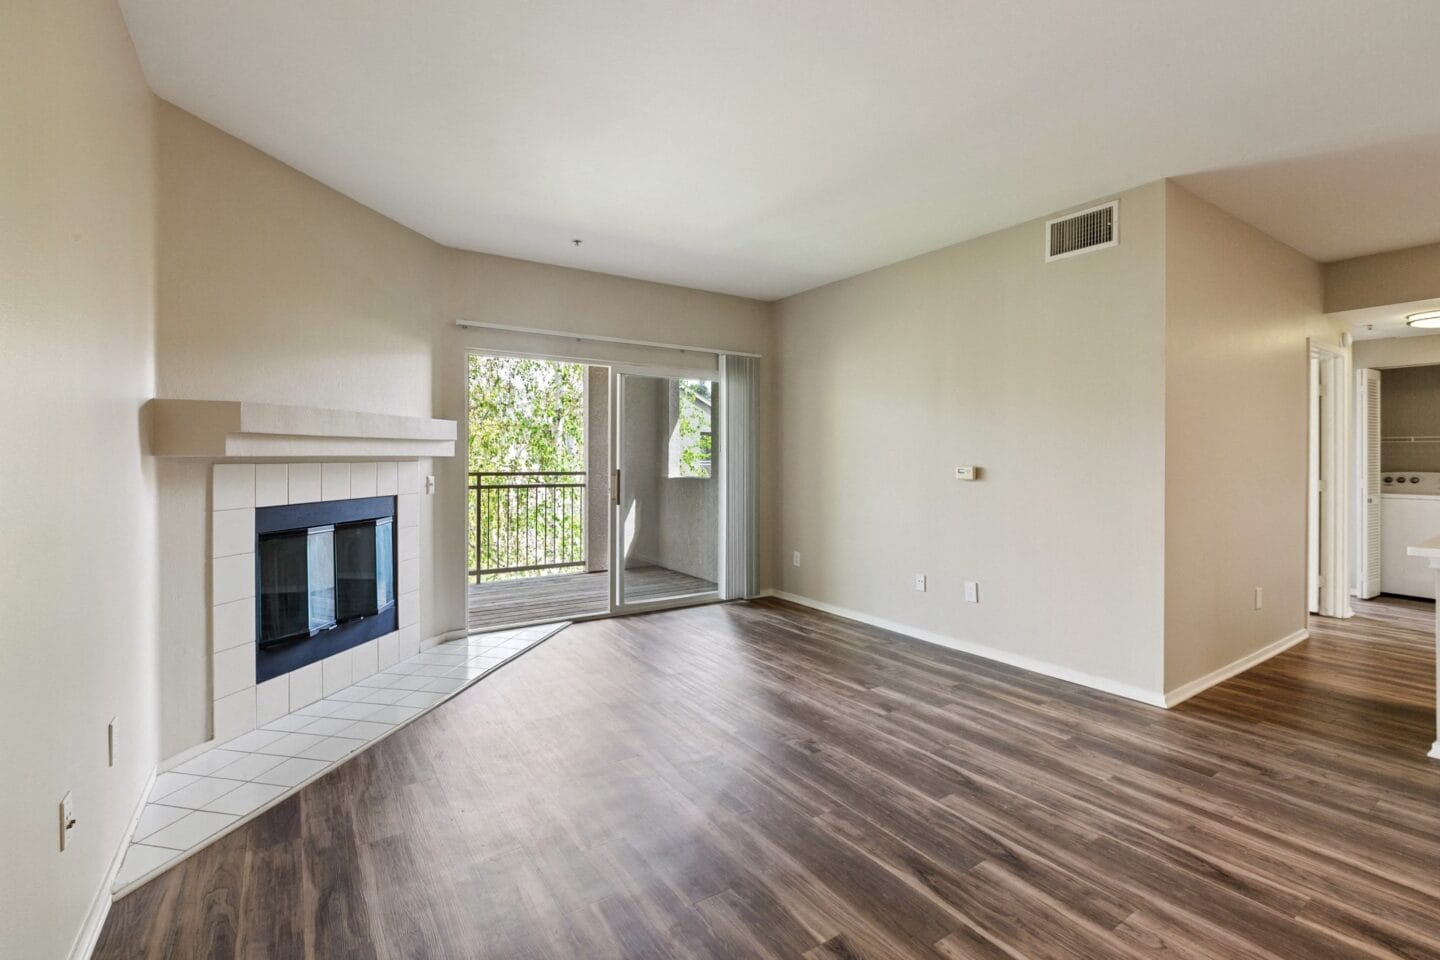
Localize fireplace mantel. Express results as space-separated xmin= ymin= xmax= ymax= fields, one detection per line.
xmin=146 ymin=399 xmax=456 ymax=459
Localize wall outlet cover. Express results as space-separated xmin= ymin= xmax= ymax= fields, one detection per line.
xmin=964 ymin=581 xmax=980 ymax=603
xmin=59 ymin=792 xmax=75 ymax=851
xmin=107 ymin=717 xmax=117 ymax=767
xmin=914 ymin=573 xmax=927 ymax=592
xmin=792 ymin=551 xmax=801 ymax=567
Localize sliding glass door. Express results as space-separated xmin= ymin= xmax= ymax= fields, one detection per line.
xmin=612 ymin=372 xmax=720 ymax=609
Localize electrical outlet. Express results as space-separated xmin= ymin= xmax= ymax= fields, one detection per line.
xmin=59 ymin=792 xmax=76 ymax=852
xmin=964 ymin=580 xmax=980 ymax=603
xmin=424 ymin=475 xmax=436 ymax=495
xmin=1254 ymin=587 xmax=1263 ymax=610
xmin=792 ymin=551 xmax=801 ymax=567
xmin=107 ymin=717 xmax=117 ymax=767
xmin=954 ymin=465 xmax=978 ymax=481
xmin=914 ymin=573 xmax=927 ymax=592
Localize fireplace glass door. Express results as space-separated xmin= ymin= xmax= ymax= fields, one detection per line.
xmin=258 ymin=524 xmax=337 ymax=645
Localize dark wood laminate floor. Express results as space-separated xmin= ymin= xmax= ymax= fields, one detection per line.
xmin=96 ymin=597 xmax=1440 ymax=959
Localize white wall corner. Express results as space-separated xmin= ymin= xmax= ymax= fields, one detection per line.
xmin=65 ymin=765 xmax=156 ymax=960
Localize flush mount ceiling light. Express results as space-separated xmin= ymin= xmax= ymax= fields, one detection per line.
xmin=1407 ymin=310 xmax=1440 ymax=329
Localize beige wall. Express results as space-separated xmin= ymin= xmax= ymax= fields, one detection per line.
xmin=0 ymin=1 xmax=160 ymax=956
xmin=1377 ymin=365 xmax=1440 ymax=471
xmin=1325 ymin=242 xmax=1440 ymax=314
xmin=772 ymin=182 xmax=1170 ymax=698
xmin=1162 ymin=182 xmax=1323 ymax=691
xmin=154 ymin=105 xmax=773 ymax=757
xmin=154 ymin=103 xmax=447 ymax=756
xmin=1354 ymin=332 xmax=1440 ymax=370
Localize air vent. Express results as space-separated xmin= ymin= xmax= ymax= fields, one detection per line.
xmin=1045 ymin=201 xmax=1118 ymax=261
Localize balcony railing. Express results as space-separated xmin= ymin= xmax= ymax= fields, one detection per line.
xmin=469 ymin=471 xmax=586 ymax=580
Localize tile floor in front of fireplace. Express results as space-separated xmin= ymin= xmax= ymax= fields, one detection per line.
xmin=112 ymin=621 xmax=569 ymax=895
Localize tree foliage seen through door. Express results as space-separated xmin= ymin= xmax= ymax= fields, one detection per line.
xmin=467 ymin=355 xmax=585 ymax=581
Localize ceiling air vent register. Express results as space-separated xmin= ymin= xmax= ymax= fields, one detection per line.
xmin=1045 ymin=201 xmax=1118 ymax=261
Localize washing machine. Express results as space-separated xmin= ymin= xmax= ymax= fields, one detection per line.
xmin=1381 ymin=471 xmax=1440 ymax=599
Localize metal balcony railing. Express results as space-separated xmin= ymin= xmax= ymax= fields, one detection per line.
xmin=468 ymin=471 xmax=585 ymax=580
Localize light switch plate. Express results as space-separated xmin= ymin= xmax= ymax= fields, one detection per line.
xmin=914 ymin=573 xmax=927 ymax=592
xmin=964 ymin=580 xmax=980 ymax=603
xmin=792 ymin=551 xmax=801 ymax=567
xmin=424 ymin=475 xmax=436 ymax=495
xmin=107 ymin=717 xmax=117 ymax=767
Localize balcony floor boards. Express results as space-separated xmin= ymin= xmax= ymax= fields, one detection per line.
xmin=466 ymin=564 xmax=716 ymax=631
xmin=95 ymin=596 xmax=1440 ymax=959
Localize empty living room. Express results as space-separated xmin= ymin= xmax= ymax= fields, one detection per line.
xmin=8 ymin=1 xmax=1440 ymax=958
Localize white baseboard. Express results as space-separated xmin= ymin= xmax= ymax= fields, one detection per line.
xmin=1161 ymin=629 xmax=1309 ymax=707
xmin=68 ymin=765 xmax=156 ymax=960
xmin=759 ymin=589 xmax=1168 ymax=708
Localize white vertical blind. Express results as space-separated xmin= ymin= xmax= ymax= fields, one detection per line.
xmin=719 ymin=355 xmax=759 ymax=600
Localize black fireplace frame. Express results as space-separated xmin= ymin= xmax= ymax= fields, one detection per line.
xmin=254 ymin=495 xmax=398 ymax=684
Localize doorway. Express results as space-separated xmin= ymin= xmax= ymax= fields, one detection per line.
xmin=465 ymin=354 xmax=612 ymax=630
xmin=1308 ymin=340 xmax=1349 ymax=618
xmin=465 ymin=350 xmax=750 ymax=632
xmin=611 ymin=372 xmax=720 ymax=611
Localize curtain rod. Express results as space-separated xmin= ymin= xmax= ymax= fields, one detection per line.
xmin=454 ymin=319 xmax=762 ymax=358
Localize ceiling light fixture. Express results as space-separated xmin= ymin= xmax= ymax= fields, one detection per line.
xmin=1407 ymin=310 xmax=1440 ymax=329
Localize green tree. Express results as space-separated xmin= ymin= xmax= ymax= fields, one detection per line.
xmin=467 ymin=356 xmax=585 ymax=581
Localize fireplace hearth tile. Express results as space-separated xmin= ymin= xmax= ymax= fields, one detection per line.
xmin=253 ymin=732 xmax=326 ymax=757
xmin=154 ymin=776 xmax=247 ymax=811
xmin=115 ymin=618 xmax=570 ymax=896
xmin=253 ymin=756 xmax=330 ymax=788
xmin=203 ymin=781 xmax=287 ymax=817
xmin=145 ymin=810 xmax=239 ymax=851
xmin=296 ymin=736 xmax=365 ymax=762
xmin=210 ymin=752 xmax=286 ymax=782
xmin=173 ymin=748 xmax=246 ymax=778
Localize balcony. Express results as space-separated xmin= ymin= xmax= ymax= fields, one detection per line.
xmin=466 ymin=469 xmax=714 ymax=630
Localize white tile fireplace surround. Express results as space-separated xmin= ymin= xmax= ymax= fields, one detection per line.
xmin=210 ymin=461 xmax=424 ymax=744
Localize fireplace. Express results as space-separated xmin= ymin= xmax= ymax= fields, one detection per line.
xmin=255 ymin=495 xmax=397 ymax=683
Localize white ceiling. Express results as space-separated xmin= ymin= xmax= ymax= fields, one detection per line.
xmin=118 ymin=0 xmax=1440 ymax=301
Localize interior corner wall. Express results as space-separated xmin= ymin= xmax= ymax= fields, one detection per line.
xmin=154 ymin=104 xmax=775 ymax=760
xmin=154 ymin=101 xmax=448 ymax=757
xmin=0 ymin=2 xmax=160 ymax=957
xmin=771 ymin=181 xmax=1169 ymax=699
xmin=1162 ymin=181 xmax=1323 ymax=693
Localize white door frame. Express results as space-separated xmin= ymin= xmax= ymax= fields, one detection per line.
xmin=1309 ymin=339 xmax=1352 ymax=619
